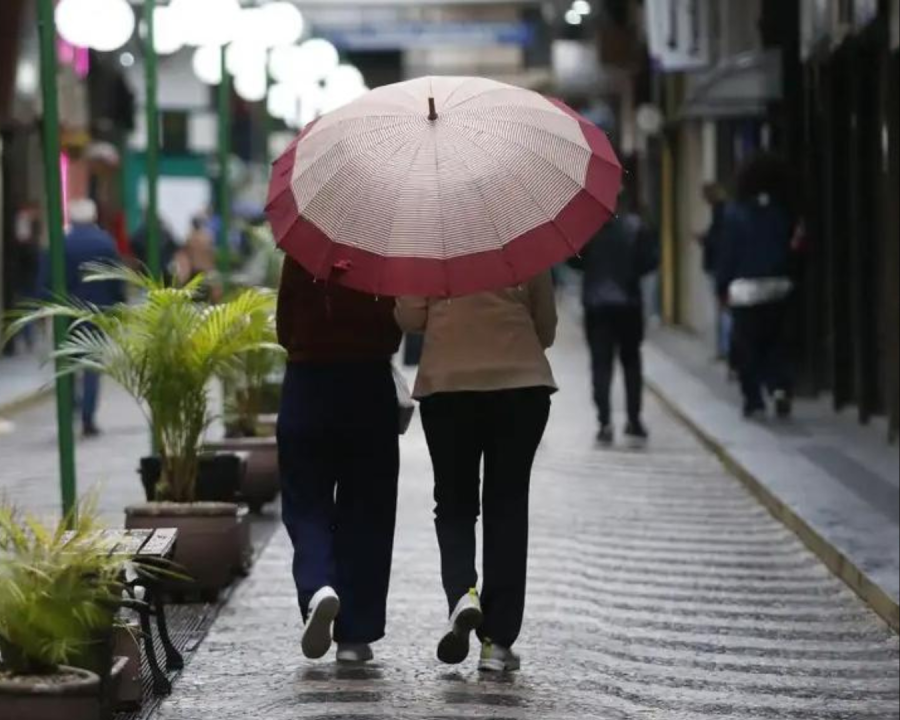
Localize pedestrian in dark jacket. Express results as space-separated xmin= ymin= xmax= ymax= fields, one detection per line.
xmin=276 ymin=256 xmax=402 ymax=665
xmin=717 ymin=153 xmax=797 ymax=419
xmin=575 ymin=206 xmax=659 ymax=447
xmin=699 ymin=183 xmax=732 ymax=361
xmin=39 ymin=199 xmax=124 ymax=437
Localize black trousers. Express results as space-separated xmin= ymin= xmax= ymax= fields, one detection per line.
xmin=277 ymin=362 xmax=399 ymax=644
xmin=420 ymin=388 xmax=551 ymax=649
xmin=731 ymin=302 xmax=792 ymax=409
xmin=585 ymin=306 xmax=645 ymax=426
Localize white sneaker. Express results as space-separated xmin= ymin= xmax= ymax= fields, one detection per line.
xmin=301 ymin=587 xmax=341 ymax=660
xmin=437 ymin=589 xmax=484 ymax=665
xmin=336 ymin=643 xmax=374 ymax=664
xmin=479 ymin=641 xmax=521 ymax=673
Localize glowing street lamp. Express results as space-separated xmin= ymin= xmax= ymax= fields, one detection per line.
xmin=56 ymin=0 xmax=136 ymax=52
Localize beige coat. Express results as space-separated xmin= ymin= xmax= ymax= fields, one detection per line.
xmin=395 ymin=272 xmax=558 ymax=399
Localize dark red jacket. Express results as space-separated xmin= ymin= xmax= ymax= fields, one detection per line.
xmin=277 ymin=257 xmax=401 ymax=363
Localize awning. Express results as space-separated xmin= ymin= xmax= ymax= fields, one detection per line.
xmin=679 ymin=49 xmax=783 ymax=121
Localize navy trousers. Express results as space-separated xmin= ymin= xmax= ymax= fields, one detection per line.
xmin=277 ymin=361 xmax=399 ymax=645
xmin=732 ymin=302 xmax=792 ymax=410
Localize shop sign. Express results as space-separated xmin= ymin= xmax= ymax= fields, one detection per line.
xmin=318 ymin=21 xmax=537 ymax=51
xmin=646 ymin=0 xmax=712 ymax=72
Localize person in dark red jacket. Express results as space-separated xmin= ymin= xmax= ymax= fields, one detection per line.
xmin=276 ymin=257 xmax=402 ymax=665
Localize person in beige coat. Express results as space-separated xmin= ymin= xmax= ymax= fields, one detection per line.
xmin=396 ymin=271 xmax=558 ymax=674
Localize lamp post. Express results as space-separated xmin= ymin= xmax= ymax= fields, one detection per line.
xmin=37 ymin=0 xmax=78 ymax=520
xmin=143 ymin=0 xmax=162 ymax=279
xmin=218 ymin=46 xmax=232 ymax=278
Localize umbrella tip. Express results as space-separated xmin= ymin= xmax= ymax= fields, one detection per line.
xmin=428 ymin=97 xmax=438 ymax=122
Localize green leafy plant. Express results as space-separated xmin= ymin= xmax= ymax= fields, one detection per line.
xmin=224 ymin=347 xmax=285 ymax=438
xmin=0 ymin=499 xmax=123 ymax=677
xmin=7 ymin=264 xmax=278 ymax=502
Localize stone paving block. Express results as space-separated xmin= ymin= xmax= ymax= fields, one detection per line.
xmin=153 ymin=320 xmax=900 ymax=720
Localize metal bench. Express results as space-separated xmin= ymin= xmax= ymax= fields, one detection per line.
xmin=64 ymin=528 xmax=183 ymax=696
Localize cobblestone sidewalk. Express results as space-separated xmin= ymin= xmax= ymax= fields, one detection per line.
xmin=155 ymin=319 xmax=900 ymax=720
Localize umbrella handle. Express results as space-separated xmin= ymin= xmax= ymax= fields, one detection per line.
xmin=428 ymin=97 xmax=438 ymax=122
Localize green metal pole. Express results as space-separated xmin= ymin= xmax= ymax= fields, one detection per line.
xmin=217 ymin=46 xmax=232 ymax=278
xmin=37 ymin=0 xmax=77 ymax=520
xmin=143 ymin=0 xmax=161 ymax=279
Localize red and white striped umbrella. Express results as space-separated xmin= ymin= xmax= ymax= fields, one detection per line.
xmin=267 ymin=76 xmax=622 ymax=297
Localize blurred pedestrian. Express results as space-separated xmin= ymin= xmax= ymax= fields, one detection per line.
xmin=698 ymin=183 xmax=733 ymax=363
xmin=40 ymin=199 xmax=124 ymax=437
xmin=129 ymin=212 xmax=178 ymax=279
xmin=573 ymin=196 xmax=659 ymax=448
xmin=4 ymin=203 xmax=42 ymax=356
xmin=276 ymin=257 xmax=402 ymax=665
xmin=177 ymin=215 xmax=222 ymax=300
xmin=396 ymin=272 xmax=557 ymax=674
xmin=717 ymin=153 xmax=798 ymax=420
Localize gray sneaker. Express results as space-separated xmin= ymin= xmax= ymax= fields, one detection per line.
xmin=437 ymin=589 xmax=484 ymax=665
xmin=479 ymin=641 xmax=521 ymax=673
xmin=336 ymin=643 xmax=374 ymax=664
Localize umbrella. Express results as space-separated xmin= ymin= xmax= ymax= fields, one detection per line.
xmin=267 ymin=76 xmax=622 ymax=297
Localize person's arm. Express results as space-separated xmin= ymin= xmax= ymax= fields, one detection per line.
xmin=395 ymin=297 xmax=429 ymax=334
xmin=528 ymin=271 xmax=558 ymax=349
xmin=716 ymin=206 xmax=738 ymax=301
xmin=637 ymin=223 xmax=660 ymax=277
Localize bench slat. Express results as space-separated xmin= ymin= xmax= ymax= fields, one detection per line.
xmin=61 ymin=528 xmax=176 ymax=559
xmin=138 ymin=528 xmax=178 ymax=558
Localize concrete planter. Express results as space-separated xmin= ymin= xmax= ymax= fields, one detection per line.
xmin=139 ymin=453 xmax=247 ymax=505
xmin=125 ymin=503 xmax=242 ymax=599
xmin=204 ymin=437 xmax=280 ymax=514
xmin=0 ymin=666 xmax=102 ymax=720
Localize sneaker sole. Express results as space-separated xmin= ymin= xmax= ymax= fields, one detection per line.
xmin=302 ymin=595 xmax=341 ymax=660
xmin=336 ymin=649 xmax=374 ymax=664
xmin=478 ymin=657 xmax=522 ymax=674
xmin=437 ymin=606 xmax=484 ymax=665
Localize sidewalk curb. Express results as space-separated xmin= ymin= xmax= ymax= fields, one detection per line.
xmin=0 ymin=386 xmax=53 ymax=419
xmin=648 ymin=379 xmax=900 ymax=635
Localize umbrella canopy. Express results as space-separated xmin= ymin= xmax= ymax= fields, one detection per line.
xmin=267 ymin=76 xmax=623 ymax=297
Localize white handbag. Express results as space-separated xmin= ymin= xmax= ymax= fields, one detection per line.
xmin=393 ymin=365 xmax=416 ymax=435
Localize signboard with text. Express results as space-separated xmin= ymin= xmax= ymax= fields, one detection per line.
xmin=317 ymin=22 xmax=537 ymax=51
xmin=646 ymin=0 xmax=711 ymax=72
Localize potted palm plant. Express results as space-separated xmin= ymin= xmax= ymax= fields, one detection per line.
xmin=0 ymin=502 xmax=128 ymax=720
xmin=208 ymin=345 xmax=285 ymax=514
xmin=8 ymin=264 xmax=278 ymax=594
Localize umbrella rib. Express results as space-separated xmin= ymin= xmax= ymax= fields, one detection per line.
xmin=305 ymin=112 xmax=413 ymax=140
xmin=382 ymin=131 xmax=437 ymax=276
xmin=443 ymin=130 xmax=519 ymax=284
xmin=448 ymin=127 xmax=605 ymax=258
xmin=443 ymin=86 xmax=528 ymax=114
xmin=431 ymin=131 xmax=451 ymax=298
xmin=330 ymin=132 xmax=424 ymax=268
xmin=451 ymin=105 xmax=621 ymax=169
xmin=293 ymin=121 xmax=418 ymax=208
xmin=446 ymin=117 xmax=618 ymax=215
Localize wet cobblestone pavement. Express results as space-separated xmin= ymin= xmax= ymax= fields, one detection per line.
xmin=156 ymin=321 xmax=900 ymax=720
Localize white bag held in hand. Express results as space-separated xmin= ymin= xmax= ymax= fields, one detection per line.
xmin=393 ymin=365 xmax=416 ymax=435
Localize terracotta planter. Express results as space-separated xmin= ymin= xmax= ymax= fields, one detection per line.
xmin=125 ymin=503 xmax=242 ymax=598
xmin=204 ymin=437 xmax=280 ymax=514
xmin=139 ymin=453 xmax=247 ymax=504
xmin=0 ymin=666 xmax=102 ymax=720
